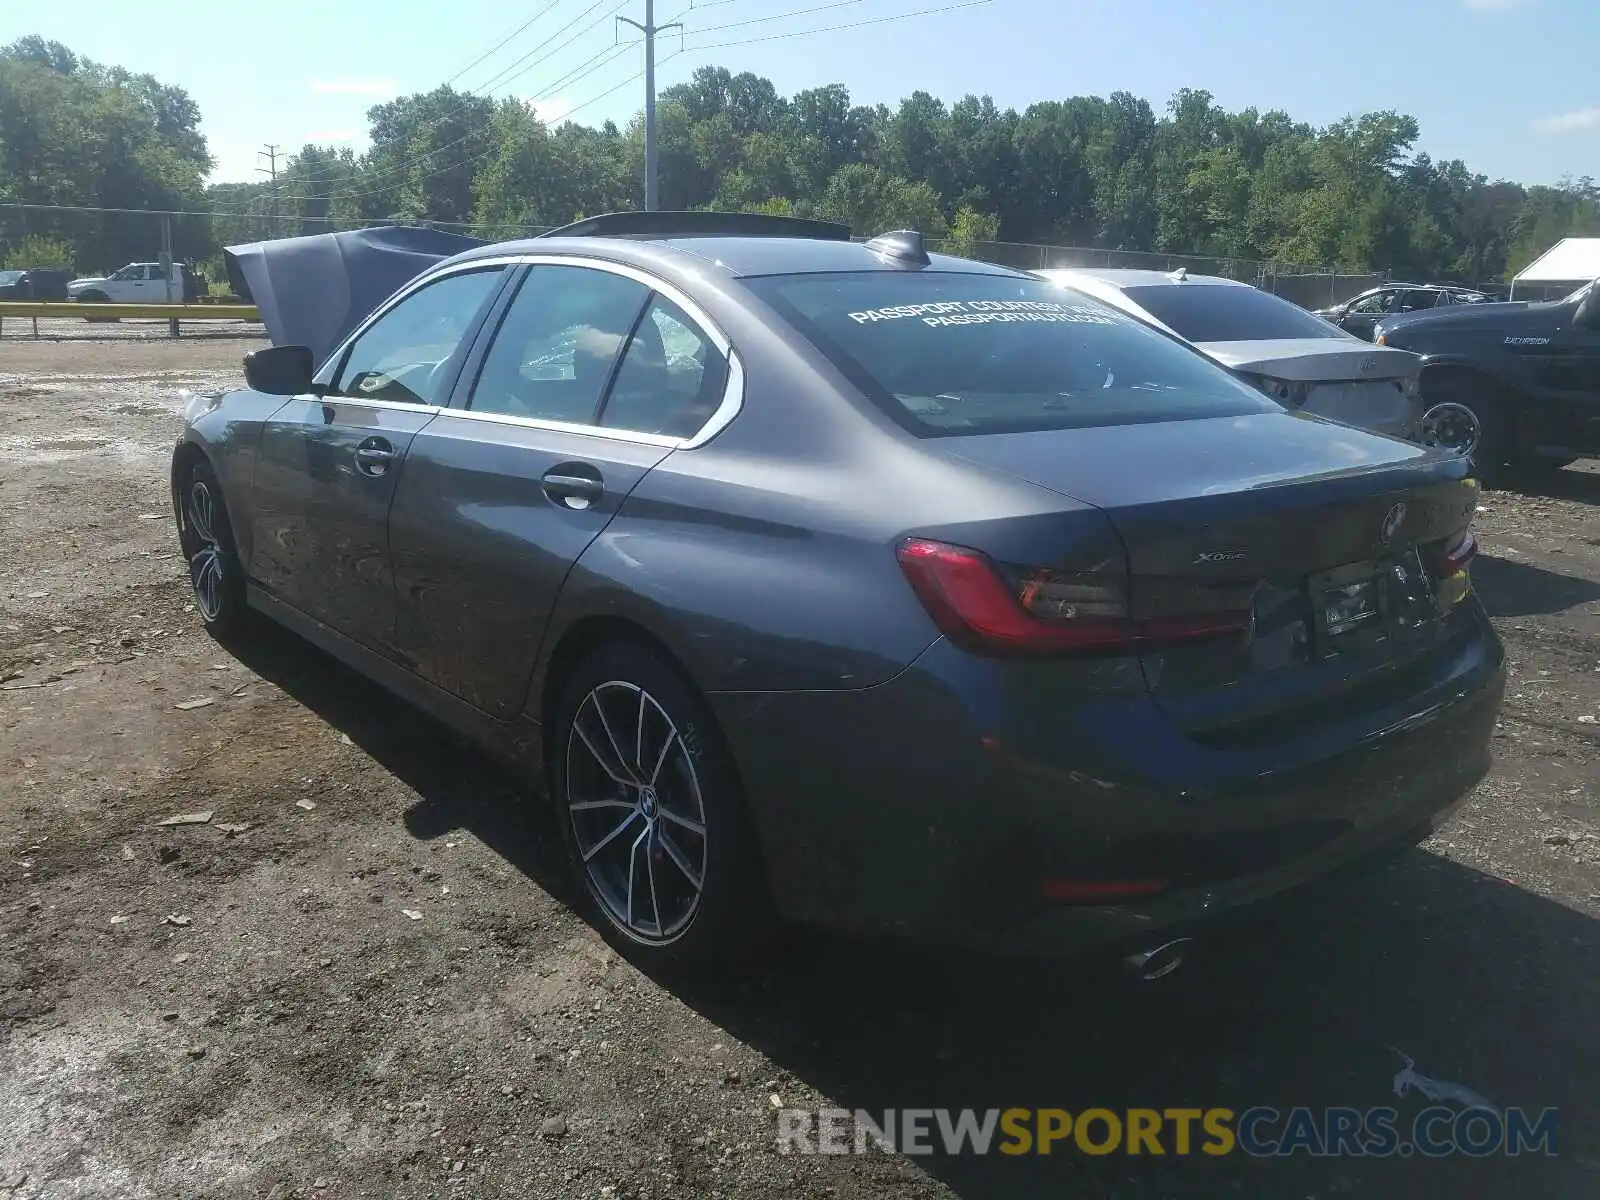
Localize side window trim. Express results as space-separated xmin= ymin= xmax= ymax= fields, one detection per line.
xmin=433 ymin=265 xmax=522 ymax=410
xmin=442 ymin=263 xmax=529 ymax=410
xmin=312 ymin=256 xmax=523 ymax=391
xmin=459 ymin=263 xmax=653 ymax=423
xmin=319 ymin=252 xmax=746 ymax=448
xmin=591 ymin=291 xmax=657 ymax=428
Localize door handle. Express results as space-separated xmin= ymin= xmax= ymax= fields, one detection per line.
xmin=354 ymin=437 xmax=395 ymax=477
xmin=541 ymin=464 xmax=604 ymax=511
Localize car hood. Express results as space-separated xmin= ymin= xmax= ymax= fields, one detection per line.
xmin=1196 ymin=339 xmax=1419 ymax=382
xmin=937 ymin=410 xmax=1437 ymax=510
xmin=1376 ymin=300 xmax=1542 ymax=339
xmin=223 ymin=225 xmax=487 ymax=369
xmin=67 ymin=276 xmax=109 ymax=290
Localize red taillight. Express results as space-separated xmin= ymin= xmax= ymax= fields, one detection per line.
xmin=895 ymin=538 xmax=1249 ymax=658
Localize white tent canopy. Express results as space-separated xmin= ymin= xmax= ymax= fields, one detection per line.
xmin=1511 ymin=237 xmax=1600 ymax=298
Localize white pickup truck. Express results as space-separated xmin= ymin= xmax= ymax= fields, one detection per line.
xmin=69 ymin=262 xmax=203 ymax=304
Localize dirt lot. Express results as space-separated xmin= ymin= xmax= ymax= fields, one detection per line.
xmin=2 ymin=334 xmax=1598 ymax=1199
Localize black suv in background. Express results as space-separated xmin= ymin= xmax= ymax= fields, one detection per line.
xmin=1374 ymin=278 xmax=1600 ymax=483
xmin=0 ymin=267 xmax=72 ymax=301
xmin=1317 ymin=283 xmax=1492 ymax=342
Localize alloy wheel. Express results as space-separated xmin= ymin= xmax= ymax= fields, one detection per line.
xmin=1418 ymin=402 xmax=1482 ymax=458
xmin=564 ymin=680 xmax=709 ymax=944
xmin=186 ymin=479 xmax=226 ymax=621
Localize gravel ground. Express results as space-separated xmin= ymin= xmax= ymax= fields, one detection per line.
xmin=2 ymin=337 xmax=1598 ymax=1199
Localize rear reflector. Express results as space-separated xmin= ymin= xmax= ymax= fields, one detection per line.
xmin=1426 ymin=529 xmax=1477 ymax=575
xmin=896 ymin=537 xmax=1249 ymax=658
xmin=1042 ymin=878 xmax=1169 ymax=903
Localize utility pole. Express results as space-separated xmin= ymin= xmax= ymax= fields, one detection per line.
xmin=618 ymin=0 xmax=680 ymax=210
xmin=160 ymin=213 xmax=179 ymax=338
xmin=257 ymin=144 xmax=282 ymax=237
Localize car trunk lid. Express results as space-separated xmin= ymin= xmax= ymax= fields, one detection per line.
xmin=938 ymin=411 xmax=1480 ymax=724
xmin=1197 ymin=338 xmax=1419 ymax=383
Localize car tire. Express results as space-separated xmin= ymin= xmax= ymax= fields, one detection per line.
xmin=551 ymin=640 xmax=777 ymax=973
xmin=1419 ymin=375 xmax=1505 ymax=487
xmin=176 ymin=458 xmax=250 ymax=640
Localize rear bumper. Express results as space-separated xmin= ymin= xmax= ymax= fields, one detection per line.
xmin=710 ymin=599 xmax=1506 ymax=956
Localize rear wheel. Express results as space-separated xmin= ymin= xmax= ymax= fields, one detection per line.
xmin=1418 ymin=374 xmax=1505 ymax=486
xmin=552 ymin=641 xmax=776 ymax=972
xmin=177 ymin=458 xmax=249 ymax=639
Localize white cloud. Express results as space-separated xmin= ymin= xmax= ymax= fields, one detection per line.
xmin=1532 ymin=108 xmax=1600 ymax=133
xmin=305 ymin=129 xmax=358 ymax=143
xmin=310 ymin=78 xmax=396 ymax=98
xmin=1463 ymin=0 xmax=1535 ymax=8
xmin=531 ymin=95 xmax=573 ymax=125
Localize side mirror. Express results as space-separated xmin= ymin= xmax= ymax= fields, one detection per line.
xmin=244 ymin=345 xmax=316 ymax=396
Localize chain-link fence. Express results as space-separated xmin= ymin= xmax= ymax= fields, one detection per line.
xmin=3 ymin=202 xmax=1390 ymax=310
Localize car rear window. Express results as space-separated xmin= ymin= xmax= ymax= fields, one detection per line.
xmin=744 ymin=272 xmax=1278 ymax=436
xmin=1120 ymin=283 xmax=1347 ymax=343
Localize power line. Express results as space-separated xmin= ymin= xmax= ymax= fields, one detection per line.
xmin=685 ymin=0 xmax=864 ymax=35
xmin=680 ymin=0 xmax=991 ymax=51
xmin=227 ymin=0 xmax=992 ymax=215
xmin=273 ymin=44 xmax=640 ymax=208
xmin=443 ymin=0 xmax=570 ymax=88
xmin=271 ymin=0 xmax=636 ymax=203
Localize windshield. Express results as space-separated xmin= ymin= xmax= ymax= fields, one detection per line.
xmin=745 ymin=271 xmax=1280 ymax=437
xmin=0 ymin=270 xmax=23 ymax=285
xmin=1560 ymin=280 xmax=1596 ymax=305
xmin=1120 ymin=283 xmax=1348 ymax=343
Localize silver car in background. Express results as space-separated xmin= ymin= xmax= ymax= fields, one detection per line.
xmin=1036 ymin=268 xmax=1428 ymax=443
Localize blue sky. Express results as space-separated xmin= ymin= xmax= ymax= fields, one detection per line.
xmin=8 ymin=0 xmax=1598 ymax=187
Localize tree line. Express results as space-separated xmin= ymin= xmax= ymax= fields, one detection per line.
xmin=3 ymin=35 xmax=1598 ymax=285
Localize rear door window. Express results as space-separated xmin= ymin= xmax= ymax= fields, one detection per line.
xmin=746 ymin=271 xmax=1279 ymax=436
xmin=467 ymin=265 xmax=651 ymax=424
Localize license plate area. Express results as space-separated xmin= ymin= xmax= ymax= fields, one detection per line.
xmin=1309 ymin=558 xmax=1391 ymax=656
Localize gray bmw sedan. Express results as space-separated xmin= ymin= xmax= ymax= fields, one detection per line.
xmin=173 ymin=212 xmax=1504 ymax=973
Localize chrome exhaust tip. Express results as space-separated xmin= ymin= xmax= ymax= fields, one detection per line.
xmin=1124 ymin=937 xmax=1193 ymax=982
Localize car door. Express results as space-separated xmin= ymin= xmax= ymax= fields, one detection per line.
xmin=388 ymin=260 xmax=733 ymax=718
xmin=1339 ymin=289 xmax=1396 ymax=341
xmin=246 ymin=264 xmax=510 ymax=651
xmin=1516 ymin=288 xmax=1600 ymax=410
xmin=131 ymin=265 xmax=160 ymax=303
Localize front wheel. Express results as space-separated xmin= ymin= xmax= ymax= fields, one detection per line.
xmin=176 ymin=458 xmax=250 ymax=639
xmin=551 ymin=641 xmax=776 ymax=972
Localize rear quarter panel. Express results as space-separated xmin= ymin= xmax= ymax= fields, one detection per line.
xmin=522 ymin=308 xmax=1110 ymax=708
